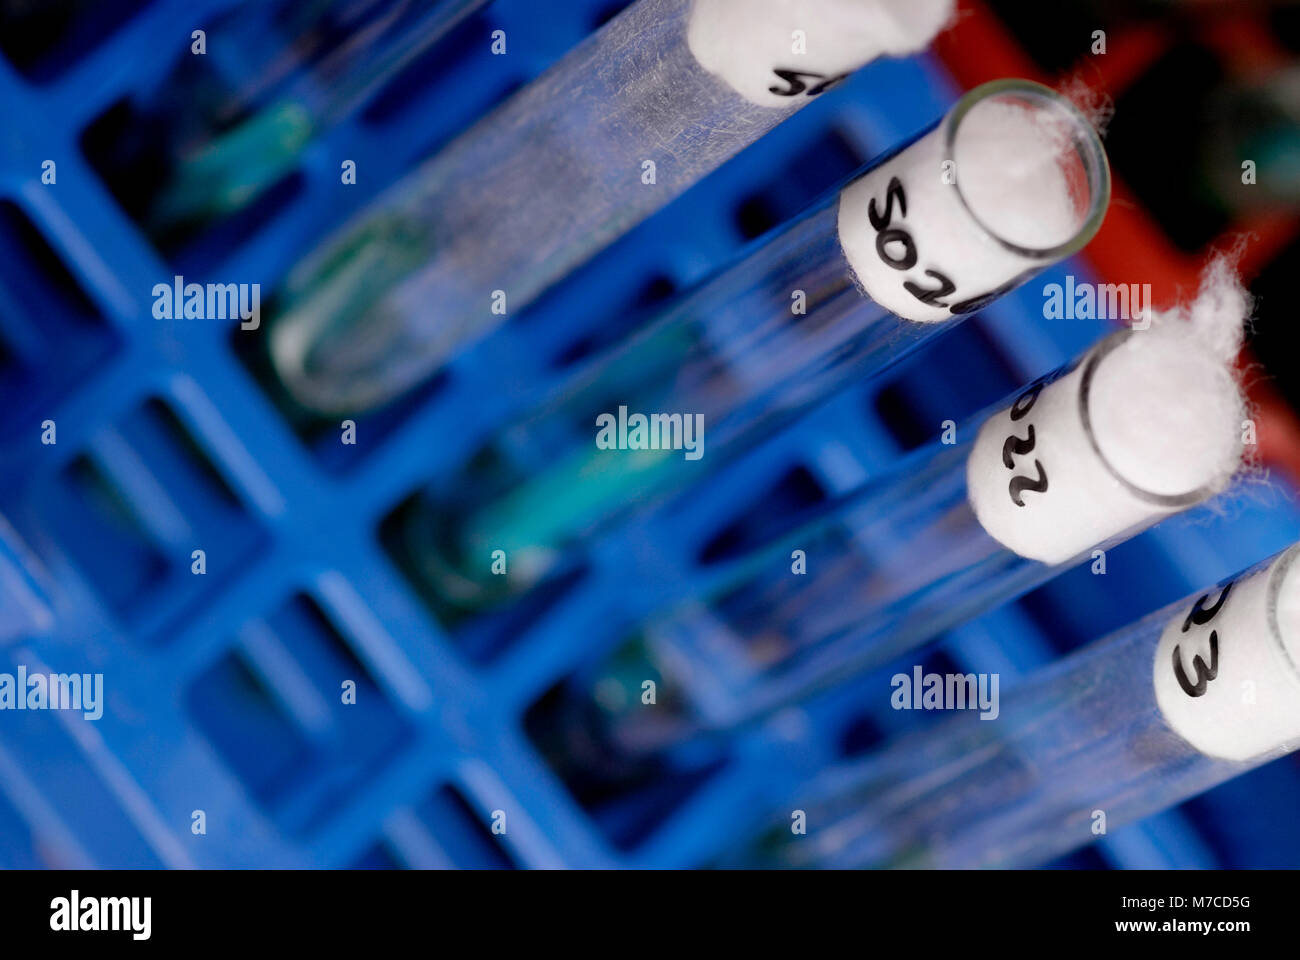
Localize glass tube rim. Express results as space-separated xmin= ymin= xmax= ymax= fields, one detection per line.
xmin=1267 ymin=544 xmax=1300 ymax=682
xmin=1077 ymin=329 xmax=1238 ymax=508
xmin=942 ymin=77 xmax=1111 ymax=261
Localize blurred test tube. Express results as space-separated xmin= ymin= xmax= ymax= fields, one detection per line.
xmin=0 ymin=515 xmax=52 ymax=644
xmin=736 ymin=542 xmax=1300 ymax=868
xmin=267 ymin=0 xmax=959 ymax=414
xmin=148 ymin=0 xmax=492 ymax=233
xmin=391 ymin=78 xmax=1110 ymax=624
xmin=1201 ymin=67 xmax=1300 ymax=215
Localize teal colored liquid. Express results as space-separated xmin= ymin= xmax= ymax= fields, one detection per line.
xmin=419 ymin=318 xmax=710 ymax=610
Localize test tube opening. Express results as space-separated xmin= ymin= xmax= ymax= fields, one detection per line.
xmin=943 ymin=79 xmax=1110 ymax=261
xmin=1078 ymin=329 xmax=1245 ymax=508
xmin=1268 ymin=544 xmax=1300 ymax=684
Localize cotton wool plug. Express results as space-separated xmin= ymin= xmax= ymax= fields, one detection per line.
xmin=840 ymin=81 xmax=1105 ymax=323
xmin=968 ymin=261 xmax=1251 ymax=566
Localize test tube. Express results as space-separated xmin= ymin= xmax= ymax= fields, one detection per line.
xmin=737 ymin=542 xmax=1300 ymax=869
xmin=622 ymin=266 xmax=1251 ymax=733
xmin=0 ymin=515 xmax=52 ymax=644
xmin=1201 ymin=67 xmax=1300 ymax=215
xmin=267 ymin=0 xmax=958 ymax=414
xmin=148 ymin=0 xmax=492 ymax=232
xmin=390 ymin=79 xmax=1110 ymax=623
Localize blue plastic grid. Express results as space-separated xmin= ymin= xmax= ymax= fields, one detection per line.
xmin=1 ymin=0 xmax=1298 ymax=869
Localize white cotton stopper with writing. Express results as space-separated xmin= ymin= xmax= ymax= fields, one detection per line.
xmin=965 ymin=263 xmax=1247 ymax=566
xmin=838 ymin=89 xmax=1093 ymax=323
xmin=1154 ymin=546 xmax=1300 ymax=762
xmin=687 ymin=0 xmax=954 ymax=109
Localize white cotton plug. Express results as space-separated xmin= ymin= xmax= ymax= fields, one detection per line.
xmin=838 ymin=79 xmax=1108 ymax=323
xmin=1087 ymin=334 xmax=1243 ymax=499
xmin=1088 ymin=264 xmax=1248 ymax=500
xmin=688 ymin=0 xmax=955 ymax=109
xmin=967 ymin=261 xmax=1251 ymax=566
xmin=1155 ymin=546 xmax=1300 ymax=762
xmin=953 ymin=96 xmax=1085 ymax=251
xmin=1280 ymin=553 xmax=1300 ymax=668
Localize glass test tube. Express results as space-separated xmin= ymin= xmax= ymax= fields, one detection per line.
xmin=148 ymin=0 xmax=491 ymax=232
xmin=627 ymin=312 xmax=1248 ymax=734
xmin=138 ymin=1 xmax=397 ymax=153
xmin=0 ymin=515 xmax=52 ymax=644
xmin=737 ymin=543 xmax=1300 ymax=869
xmin=392 ymin=79 xmax=1111 ymax=622
xmin=1202 ymin=67 xmax=1300 ymax=215
xmin=267 ymin=0 xmax=958 ymax=414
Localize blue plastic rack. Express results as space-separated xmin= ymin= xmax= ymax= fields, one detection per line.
xmin=1 ymin=0 xmax=1298 ymax=868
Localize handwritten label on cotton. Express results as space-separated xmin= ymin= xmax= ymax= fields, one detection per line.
xmin=839 ymin=91 xmax=1090 ymax=322
xmin=838 ymin=129 xmax=1026 ymax=322
xmin=687 ymin=0 xmax=953 ymax=109
xmin=966 ymin=331 xmax=1242 ymax=567
xmin=966 ymin=351 xmax=1163 ymax=566
xmin=1154 ymin=552 xmax=1300 ymax=762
